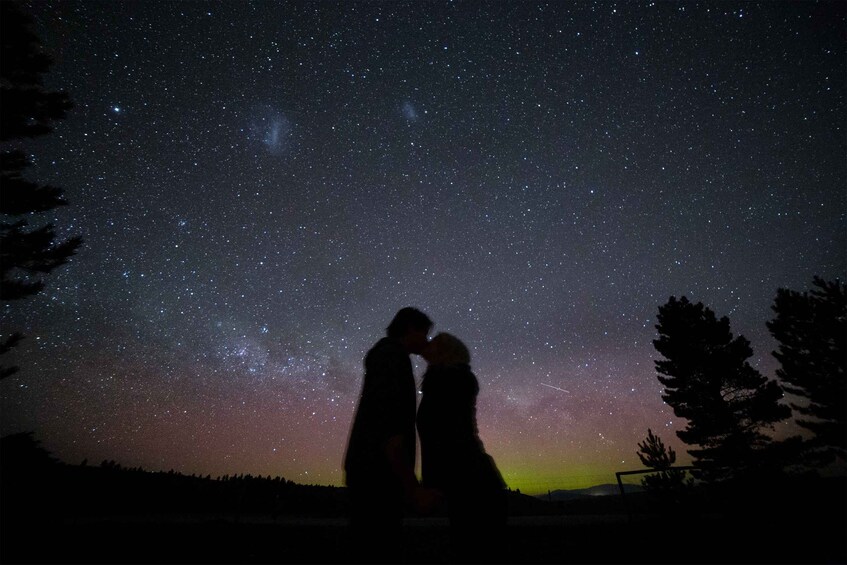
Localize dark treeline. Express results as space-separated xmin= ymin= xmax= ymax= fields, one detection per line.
xmin=0 ymin=432 xmax=348 ymax=520
xmin=0 ymin=431 xmax=554 ymax=524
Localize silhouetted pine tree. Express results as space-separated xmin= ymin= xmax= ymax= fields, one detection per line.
xmin=767 ymin=277 xmax=846 ymax=466
xmin=0 ymin=1 xmax=82 ymax=379
xmin=654 ymin=296 xmax=791 ymax=483
xmin=636 ymin=428 xmax=690 ymax=493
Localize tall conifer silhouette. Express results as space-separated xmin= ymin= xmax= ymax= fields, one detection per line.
xmin=1 ymin=0 xmax=82 ymax=379
xmin=768 ymin=277 xmax=846 ymax=465
xmin=654 ymin=296 xmax=790 ymax=483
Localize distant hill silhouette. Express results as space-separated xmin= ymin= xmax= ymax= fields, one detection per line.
xmin=541 ymin=483 xmax=644 ymax=502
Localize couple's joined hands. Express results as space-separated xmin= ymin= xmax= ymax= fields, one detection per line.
xmin=411 ymin=485 xmax=444 ymax=515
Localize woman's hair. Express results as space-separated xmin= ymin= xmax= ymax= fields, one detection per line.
xmin=427 ymin=332 xmax=470 ymax=366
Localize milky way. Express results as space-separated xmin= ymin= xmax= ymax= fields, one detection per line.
xmin=1 ymin=1 xmax=844 ymax=493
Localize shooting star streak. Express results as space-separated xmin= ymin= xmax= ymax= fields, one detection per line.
xmin=540 ymin=383 xmax=570 ymax=393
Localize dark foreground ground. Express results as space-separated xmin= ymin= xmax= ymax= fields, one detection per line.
xmin=3 ymin=474 xmax=846 ymax=564
xmin=2 ymin=510 xmax=845 ymax=565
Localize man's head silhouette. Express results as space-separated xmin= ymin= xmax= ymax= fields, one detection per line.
xmin=386 ymin=307 xmax=433 ymax=355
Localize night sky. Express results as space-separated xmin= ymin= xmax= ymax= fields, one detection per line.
xmin=1 ymin=1 xmax=844 ymax=494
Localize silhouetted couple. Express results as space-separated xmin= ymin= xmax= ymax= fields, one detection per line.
xmin=343 ymin=307 xmax=508 ymax=563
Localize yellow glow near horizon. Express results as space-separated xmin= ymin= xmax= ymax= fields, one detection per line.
xmin=500 ymin=465 xmax=624 ymax=495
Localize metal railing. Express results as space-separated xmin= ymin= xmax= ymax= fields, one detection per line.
xmin=615 ymin=466 xmax=696 ymax=522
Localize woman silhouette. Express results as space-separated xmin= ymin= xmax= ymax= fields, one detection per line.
xmin=417 ymin=332 xmax=508 ymax=563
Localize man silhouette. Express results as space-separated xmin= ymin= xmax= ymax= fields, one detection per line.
xmin=343 ymin=307 xmax=436 ymax=563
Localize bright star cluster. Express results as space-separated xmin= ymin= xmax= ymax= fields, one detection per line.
xmin=1 ymin=1 xmax=844 ymax=494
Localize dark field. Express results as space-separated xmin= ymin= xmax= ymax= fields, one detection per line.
xmin=2 ymin=456 xmax=845 ymax=565
xmin=3 ymin=501 xmax=846 ymax=564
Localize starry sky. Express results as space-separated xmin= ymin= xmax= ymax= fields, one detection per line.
xmin=1 ymin=1 xmax=844 ymax=494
